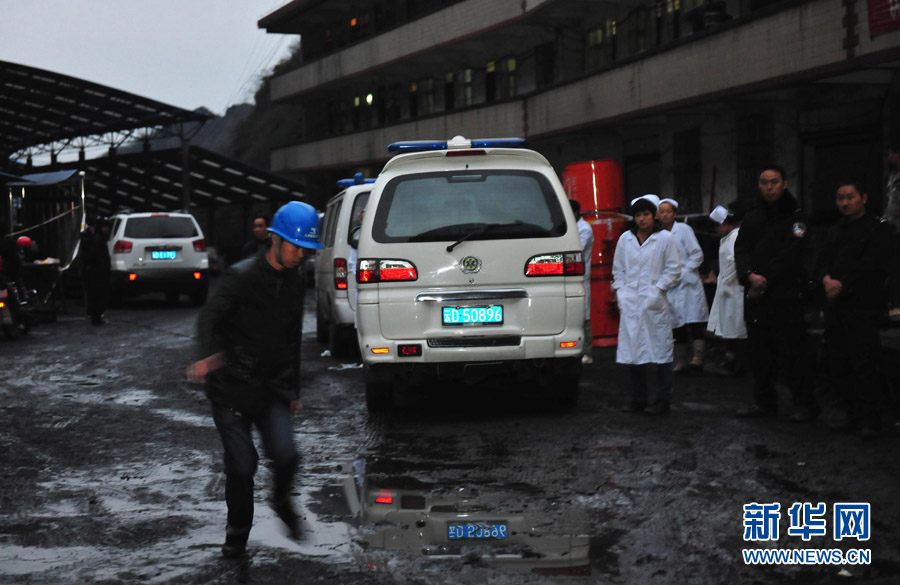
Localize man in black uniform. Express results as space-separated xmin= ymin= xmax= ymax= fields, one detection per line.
xmin=239 ymin=215 xmax=270 ymax=260
xmin=187 ymin=201 xmax=324 ymax=558
xmin=734 ymin=164 xmax=819 ymax=421
xmin=81 ymin=216 xmax=111 ymax=325
xmin=815 ymin=180 xmax=891 ymax=440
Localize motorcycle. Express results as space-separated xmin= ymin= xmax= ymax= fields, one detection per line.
xmin=0 ymin=258 xmax=34 ymax=340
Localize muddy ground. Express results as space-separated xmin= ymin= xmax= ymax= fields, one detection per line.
xmin=1 ymin=290 xmax=899 ymax=584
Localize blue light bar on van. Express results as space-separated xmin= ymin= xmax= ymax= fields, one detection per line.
xmin=387 ymin=137 xmax=527 ymax=154
xmin=387 ymin=140 xmax=447 ymax=154
xmin=336 ymin=173 xmax=376 ymax=189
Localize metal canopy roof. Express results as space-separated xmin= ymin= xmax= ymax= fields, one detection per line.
xmin=47 ymin=146 xmax=305 ymax=216
xmin=0 ymin=60 xmax=210 ymax=160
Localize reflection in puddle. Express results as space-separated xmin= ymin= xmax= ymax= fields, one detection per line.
xmin=343 ymin=458 xmax=591 ymax=576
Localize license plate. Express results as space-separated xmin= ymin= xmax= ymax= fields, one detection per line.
xmin=151 ymin=250 xmax=177 ymax=260
xmin=442 ymin=305 xmax=503 ymax=325
xmin=448 ymin=522 xmax=507 ymax=540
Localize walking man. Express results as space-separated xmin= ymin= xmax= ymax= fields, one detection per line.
xmin=188 ymin=201 xmax=323 ymax=558
xmin=240 ymin=215 xmax=271 ymax=260
xmin=734 ymin=165 xmax=819 ymax=421
xmin=815 ymin=180 xmax=892 ymax=439
xmin=570 ymin=199 xmax=595 ymax=363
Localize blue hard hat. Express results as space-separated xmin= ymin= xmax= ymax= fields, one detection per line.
xmin=268 ymin=201 xmax=324 ymax=250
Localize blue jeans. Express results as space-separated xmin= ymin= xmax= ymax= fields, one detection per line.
xmin=211 ymin=400 xmax=298 ymax=531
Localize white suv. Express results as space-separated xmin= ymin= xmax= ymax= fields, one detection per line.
xmin=315 ymin=175 xmax=373 ymax=357
xmin=356 ymin=137 xmax=586 ymax=410
xmin=107 ymin=210 xmax=209 ymax=305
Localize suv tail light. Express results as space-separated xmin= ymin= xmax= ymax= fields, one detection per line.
xmin=358 ymin=259 xmax=417 ymax=283
xmin=113 ymin=240 xmax=133 ymax=253
xmin=524 ymin=252 xmax=584 ymax=276
xmin=192 ymin=238 xmax=207 ymax=252
xmin=334 ymin=258 xmax=348 ymax=290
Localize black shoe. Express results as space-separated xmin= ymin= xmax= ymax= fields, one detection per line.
xmin=644 ymin=401 xmax=670 ymax=415
xmin=221 ymin=529 xmax=249 ymax=558
xmin=272 ymin=499 xmax=302 ymax=540
xmin=735 ymin=405 xmax=777 ymax=419
xmin=621 ymin=400 xmax=647 ymax=413
xmin=788 ymin=408 xmax=819 ymax=423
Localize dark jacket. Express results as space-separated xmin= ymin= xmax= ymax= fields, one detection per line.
xmin=734 ymin=189 xmax=812 ymax=303
xmin=197 ymin=250 xmax=303 ymax=412
xmin=81 ymin=228 xmax=111 ymax=275
xmin=814 ymin=212 xmax=892 ymax=310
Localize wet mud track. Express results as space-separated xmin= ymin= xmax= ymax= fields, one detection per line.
xmin=1 ymin=291 xmax=899 ymax=584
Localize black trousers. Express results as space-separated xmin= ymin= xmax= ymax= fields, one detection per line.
xmin=83 ymin=271 xmax=110 ymax=319
xmin=745 ymin=298 xmax=818 ymax=413
xmin=824 ymin=305 xmax=884 ymax=430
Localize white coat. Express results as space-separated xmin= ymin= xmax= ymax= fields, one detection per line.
xmin=577 ymin=217 xmax=594 ymax=321
xmin=612 ymin=228 xmax=681 ymax=364
xmin=706 ymin=228 xmax=746 ymax=339
xmin=666 ymin=221 xmax=709 ymax=327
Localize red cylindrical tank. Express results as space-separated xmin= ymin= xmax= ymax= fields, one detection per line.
xmin=563 ymin=160 xmax=626 ymax=347
xmin=562 ymin=160 xmax=624 ymax=213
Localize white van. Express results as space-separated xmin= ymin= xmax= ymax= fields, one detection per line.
xmin=355 ymin=137 xmax=586 ymax=410
xmin=315 ymin=175 xmax=374 ymax=356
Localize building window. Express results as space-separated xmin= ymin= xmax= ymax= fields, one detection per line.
xmin=586 ymin=20 xmax=617 ymax=69
xmin=444 ymin=72 xmax=455 ymax=111
xmin=627 ymin=5 xmax=650 ymax=55
xmin=460 ymin=68 xmax=473 ymax=107
xmin=409 ymin=81 xmax=418 ymax=118
xmin=421 ymin=78 xmax=434 ymax=115
xmin=501 ymin=58 xmax=516 ymax=99
xmin=485 ymin=61 xmax=497 ymax=103
xmin=535 ymin=42 xmax=556 ymax=87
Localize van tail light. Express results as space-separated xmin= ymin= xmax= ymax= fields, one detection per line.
xmin=334 ymin=258 xmax=348 ymax=290
xmin=525 ymin=252 xmax=584 ymax=276
xmin=113 ymin=240 xmax=133 ymax=253
xmin=0 ymin=301 xmax=5 ymax=309
xmin=193 ymin=238 xmax=207 ymax=252
xmin=358 ymin=259 xmax=417 ymax=283
xmin=374 ymin=489 xmax=393 ymax=504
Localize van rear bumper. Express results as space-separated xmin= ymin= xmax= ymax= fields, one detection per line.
xmin=111 ymin=269 xmax=208 ymax=296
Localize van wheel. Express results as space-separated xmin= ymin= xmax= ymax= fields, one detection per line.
xmin=189 ymin=288 xmax=208 ymax=306
xmin=554 ymin=375 xmax=580 ymax=409
xmin=329 ymin=321 xmax=352 ymax=358
xmin=316 ymin=304 xmax=328 ymax=344
xmin=365 ymin=381 xmax=394 ymax=412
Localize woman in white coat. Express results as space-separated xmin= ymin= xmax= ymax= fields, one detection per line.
xmin=612 ymin=194 xmax=682 ymax=414
xmin=657 ymin=198 xmax=709 ymax=373
xmin=706 ymin=202 xmax=746 ymax=375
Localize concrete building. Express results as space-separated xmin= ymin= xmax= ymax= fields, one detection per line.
xmin=259 ymin=0 xmax=900 ymax=221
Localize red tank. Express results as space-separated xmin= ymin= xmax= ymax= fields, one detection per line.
xmin=563 ymin=160 xmax=626 ymax=347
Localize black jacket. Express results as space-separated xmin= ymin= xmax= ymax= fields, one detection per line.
xmin=734 ymin=189 xmax=811 ymax=302
xmin=814 ymin=212 xmax=892 ymax=309
xmin=197 ymin=250 xmax=303 ymax=412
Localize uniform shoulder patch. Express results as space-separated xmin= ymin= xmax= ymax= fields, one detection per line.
xmin=792 ymin=222 xmax=807 ymax=238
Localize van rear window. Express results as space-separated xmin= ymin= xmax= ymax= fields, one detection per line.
xmin=124 ymin=216 xmax=198 ymax=239
xmin=372 ymin=171 xmax=566 ymax=243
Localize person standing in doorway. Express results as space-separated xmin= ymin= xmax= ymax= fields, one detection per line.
xmin=611 ymin=194 xmax=681 ymax=415
xmin=657 ymin=198 xmax=709 ymax=373
xmin=187 ymin=201 xmax=324 ymax=558
xmin=733 ymin=164 xmax=819 ymax=422
xmin=570 ymin=199 xmax=595 ymax=363
xmin=815 ymin=180 xmax=892 ymax=440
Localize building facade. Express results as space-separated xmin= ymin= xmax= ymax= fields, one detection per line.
xmin=260 ymin=0 xmax=900 ymax=221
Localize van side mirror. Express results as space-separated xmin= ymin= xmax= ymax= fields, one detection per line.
xmin=349 ymin=226 xmax=361 ymax=249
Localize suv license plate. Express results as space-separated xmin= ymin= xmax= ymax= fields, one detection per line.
xmin=151 ymin=250 xmax=178 ymax=260
xmin=448 ymin=522 xmax=507 ymax=540
xmin=442 ymin=305 xmax=503 ymax=326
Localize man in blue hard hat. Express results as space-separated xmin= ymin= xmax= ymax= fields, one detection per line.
xmin=187 ymin=201 xmax=323 ymax=558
